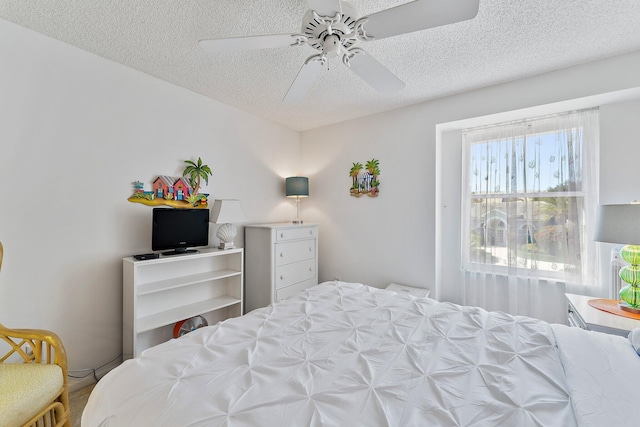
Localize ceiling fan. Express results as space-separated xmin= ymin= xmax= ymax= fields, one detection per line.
xmin=199 ymin=0 xmax=480 ymax=103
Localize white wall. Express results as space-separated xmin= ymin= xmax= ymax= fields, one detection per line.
xmin=299 ymin=106 xmax=434 ymax=288
xmin=0 ymin=19 xmax=300 ymax=372
xmin=600 ymin=100 xmax=640 ymax=203
xmin=301 ymin=51 xmax=640 ymax=302
xmin=597 ymin=99 xmax=640 ymax=288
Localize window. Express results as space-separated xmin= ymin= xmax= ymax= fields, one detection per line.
xmin=461 ymin=109 xmax=599 ymax=282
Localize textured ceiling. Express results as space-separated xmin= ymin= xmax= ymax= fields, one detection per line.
xmin=1 ymin=0 xmax=640 ymax=131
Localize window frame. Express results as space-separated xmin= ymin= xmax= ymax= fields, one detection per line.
xmin=461 ymin=110 xmax=598 ymax=282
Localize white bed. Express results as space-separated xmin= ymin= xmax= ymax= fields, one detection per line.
xmin=83 ymin=281 xmax=640 ymax=426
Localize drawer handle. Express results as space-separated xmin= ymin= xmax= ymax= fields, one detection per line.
xmin=280 ymin=275 xmax=284 ymax=280
xmin=309 ymin=230 xmax=313 ymax=235
xmin=309 ymin=267 xmax=312 ymax=272
xmin=281 ymin=233 xmax=285 ymax=238
xmin=280 ymin=252 xmax=284 ymax=257
xmin=308 ymin=247 xmax=312 ymax=251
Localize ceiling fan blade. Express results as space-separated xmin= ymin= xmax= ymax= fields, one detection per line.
xmin=283 ymin=57 xmax=325 ymax=104
xmin=306 ymin=0 xmax=342 ymax=17
xmin=199 ymin=34 xmax=305 ymax=53
xmin=346 ymin=49 xmax=405 ymax=94
xmin=362 ymin=0 xmax=480 ymax=40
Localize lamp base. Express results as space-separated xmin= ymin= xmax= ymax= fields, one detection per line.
xmin=619 ymin=301 xmax=640 ymax=314
xmin=218 ymin=242 xmax=236 ymax=250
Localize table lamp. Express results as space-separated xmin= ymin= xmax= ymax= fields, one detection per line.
xmin=211 ymin=199 xmax=246 ymax=249
xmin=285 ymin=176 xmax=309 ymax=224
xmin=594 ymin=202 xmax=640 ymax=313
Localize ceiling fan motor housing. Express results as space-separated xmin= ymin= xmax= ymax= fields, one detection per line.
xmin=302 ymin=1 xmax=359 ymax=52
xmin=322 ymin=34 xmax=344 ymax=57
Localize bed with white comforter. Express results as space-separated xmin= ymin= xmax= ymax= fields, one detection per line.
xmin=83 ymin=281 xmax=639 ymax=426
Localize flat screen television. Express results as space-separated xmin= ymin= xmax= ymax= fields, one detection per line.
xmin=152 ymin=208 xmax=209 ymax=255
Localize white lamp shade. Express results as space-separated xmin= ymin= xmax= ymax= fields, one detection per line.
xmin=594 ymin=204 xmax=640 ymax=245
xmin=211 ymin=199 xmax=246 ymax=224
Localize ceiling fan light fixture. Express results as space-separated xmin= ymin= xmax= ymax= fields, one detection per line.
xmin=322 ymin=34 xmax=344 ymax=58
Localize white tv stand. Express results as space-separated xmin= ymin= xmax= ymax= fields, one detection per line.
xmin=123 ymin=248 xmax=243 ymax=359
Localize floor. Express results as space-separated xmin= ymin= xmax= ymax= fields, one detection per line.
xmin=69 ymin=384 xmax=95 ymax=427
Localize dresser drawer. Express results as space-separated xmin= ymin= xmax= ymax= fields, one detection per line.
xmin=245 ymin=223 xmax=318 ymax=313
xmin=276 ymin=226 xmax=317 ymax=242
xmin=276 ymin=279 xmax=316 ymax=301
xmin=275 ymin=258 xmax=316 ymax=289
xmin=275 ymin=239 xmax=315 ymax=266
xmin=567 ymin=302 xmax=587 ymax=329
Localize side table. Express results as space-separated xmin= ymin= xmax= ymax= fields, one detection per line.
xmin=565 ymin=293 xmax=640 ymax=337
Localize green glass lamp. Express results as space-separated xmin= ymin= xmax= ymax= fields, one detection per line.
xmin=594 ymin=203 xmax=640 ymax=313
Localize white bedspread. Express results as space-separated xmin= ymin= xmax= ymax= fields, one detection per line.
xmin=83 ymin=281 xmax=638 ymax=426
xmin=551 ymin=325 xmax=639 ymax=427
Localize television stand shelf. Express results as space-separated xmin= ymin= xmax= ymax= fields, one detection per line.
xmin=123 ymin=248 xmax=243 ymax=359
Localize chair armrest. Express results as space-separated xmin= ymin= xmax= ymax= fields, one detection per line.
xmin=0 ymin=323 xmax=68 ymax=375
xmin=0 ymin=323 xmax=71 ymax=427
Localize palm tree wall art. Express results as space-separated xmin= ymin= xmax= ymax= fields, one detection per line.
xmin=127 ymin=157 xmax=213 ymax=208
xmin=350 ymin=158 xmax=380 ymax=197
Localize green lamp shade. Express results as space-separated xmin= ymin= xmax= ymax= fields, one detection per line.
xmin=286 ymin=177 xmax=309 ymax=198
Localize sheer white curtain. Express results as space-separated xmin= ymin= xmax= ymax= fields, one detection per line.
xmin=460 ymin=109 xmax=601 ymax=324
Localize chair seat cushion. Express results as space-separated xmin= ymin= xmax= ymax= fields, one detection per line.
xmin=0 ymin=363 xmax=63 ymax=427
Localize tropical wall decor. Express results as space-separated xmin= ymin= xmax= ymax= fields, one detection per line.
xmin=350 ymin=158 xmax=380 ymax=197
xmin=128 ymin=157 xmax=213 ymax=208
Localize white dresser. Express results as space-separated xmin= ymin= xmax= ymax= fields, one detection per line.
xmin=244 ymin=223 xmax=318 ymax=312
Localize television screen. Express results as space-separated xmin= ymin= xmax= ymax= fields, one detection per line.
xmin=152 ymin=208 xmax=209 ymax=255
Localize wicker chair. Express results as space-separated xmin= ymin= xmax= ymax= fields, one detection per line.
xmin=0 ymin=242 xmax=71 ymax=427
